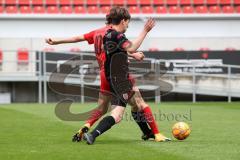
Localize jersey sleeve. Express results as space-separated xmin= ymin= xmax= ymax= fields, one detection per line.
xmin=83 ymin=30 xmax=95 ymax=44
xmin=116 ymin=32 xmax=131 ymax=50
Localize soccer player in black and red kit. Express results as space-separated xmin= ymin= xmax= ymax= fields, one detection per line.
xmin=46 ymin=7 xmax=170 ymax=144
xmin=82 ymin=7 xmax=170 ymax=144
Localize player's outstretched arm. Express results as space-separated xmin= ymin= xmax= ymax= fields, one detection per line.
xmin=45 ymin=35 xmax=85 ymax=45
xmin=125 ymin=18 xmax=155 ymax=53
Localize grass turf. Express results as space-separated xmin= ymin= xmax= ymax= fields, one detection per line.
xmin=0 ymin=102 xmax=240 ymax=160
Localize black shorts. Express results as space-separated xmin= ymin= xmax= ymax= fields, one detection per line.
xmin=109 ymin=77 xmax=134 ymax=107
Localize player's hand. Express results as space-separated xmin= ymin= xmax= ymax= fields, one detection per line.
xmin=45 ymin=38 xmax=57 ymax=45
xmin=143 ymin=18 xmax=155 ymax=33
xmin=132 ymin=52 xmax=145 ymax=61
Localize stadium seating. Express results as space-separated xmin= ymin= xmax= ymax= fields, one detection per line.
xmin=220 ymin=0 xmax=232 ymax=5
xmin=86 ymin=0 xmax=99 ymax=6
xmin=207 ymin=0 xmax=219 ymax=5
xmin=139 ymin=0 xmax=152 ymax=6
xmin=46 ymin=6 xmax=59 ymax=14
xmin=17 ymin=48 xmax=29 ymax=70
xmin=236 ymin=6 xmax=240 ymax=12
xmin=174 ymin=47 xmax=185 ymax=51
xmin=141 ymin=6 xmax=154 ymax=13
xmin=20 ymin=5 xmax=32 ymax=13
xmin=222 ymin=5 xmax=235 ymax=13
xmin=169 ymin=6 xmax=182 ymax=13
xmin=0 ymin=0 xmax=240 ymax=14
xmin=166 ymin=0 xmax=178 ymax=6
xmin=182 ymin=6 xmax=195 ymax=13
xmin=0 ymin=50 xmax=2 ymax=63
xmin=61 ymin=6 xmax=73 ymax=13
xmin=153 ymin=0 xmax=165 ymax=5
xmin=100 ymin=0 xmax=112 ymax=6
xmin=32 ymin=0 xmax=44 ymax=6
xmin=0 ymin=6 xmax=3 ymax=13
xmin=201 ymin=52 xmax=209 ymax=59
xmin=199 ymin=47 xmax=210 ymax=51
xmin=17 ymin=48 xmax=29 ymax=62
xmin=126 ymin=0 xmax=138 ymax=6
xmin=17 ymin=48 xmax=29 ymax=68
xmin=59 ymin=0 xmax=71 ymax=6
xmin=87 ymin=6 xmax=100 ymax=13
xmin=180 ymin=0 xmax=192 ymax=5
xmin=5 ymin=0 xmax=17 ymax=5
xmin=19 ymin=0 xmax=31 ymax=6
xmin=209 ymin=5 xmax=222 ymax=13
xmin=112 ymin=0 xmax=125 ymax=6
xmin=74 ymin=6 xmax=86 ymax=13
xmin=73 ymin=0 xmax=85 ymax=6
xmin=0 ymin=50 xmax=2 ymax=71
xmin=155 ymin=6 xmax=168 ymax=13
xmin=46 ymin=0 xmax=58 ymax=6
xmin=5 ymin=6 xmax=18 ymax=13
xmin=33 ymin=6 xmax=45 ymax=13
xmin=128 ymin=6 xmax=140 ymax=13
xmin=234 ymin=0 xmax=240 ymax=5
xmin=101 ymin=5 xmax=111 ymax=13
xmin=193 ymin=0 xmax=205 ymax=5
xmin=195 ymin=5 xmax=208 ymax=13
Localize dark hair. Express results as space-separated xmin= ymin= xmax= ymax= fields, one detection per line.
xmin=106 ymin=6 xmax=131 ymax=25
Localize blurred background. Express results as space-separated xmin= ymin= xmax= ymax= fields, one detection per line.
xmin=0 ymin=0 xmax=240 ymax=104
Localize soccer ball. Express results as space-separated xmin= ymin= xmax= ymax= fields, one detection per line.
xmin=172 ymin=122 xmax=191 ymax=140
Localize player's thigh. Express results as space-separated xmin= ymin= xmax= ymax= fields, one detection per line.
xmin=100 ymin=69 xmax=111 ymax=95
xmin=128 ymin=94 xmax=138 ymax=112
xmin=130 ymin=86 xmax=148 ymax=110
xmin=110 ymin=105 xmax=125 ymax=123
xmin=97 ymin=92 xmax=111 ymax=113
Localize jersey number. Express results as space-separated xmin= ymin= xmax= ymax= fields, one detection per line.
xmin=94 ymin=35 xmax=103 ymax=55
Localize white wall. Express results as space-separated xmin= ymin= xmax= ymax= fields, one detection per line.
xmin=1 ymin=16 xmax=240 ymax=38
xmin=0 ymin=37 xmax=239 ymax=51
xmin=0 ymin=15 xmax=240 ymax=50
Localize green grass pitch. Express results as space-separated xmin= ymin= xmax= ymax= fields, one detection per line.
xmin=0 ymin=102 xmax=240 ymax=160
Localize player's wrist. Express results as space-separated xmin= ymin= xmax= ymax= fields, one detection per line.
xmin=143 ymin=28 xmax=149 ymax=33
xmin=53 ymin=41 xmax=60 ymax=45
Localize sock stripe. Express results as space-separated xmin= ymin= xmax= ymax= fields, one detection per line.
xmin=96 ymin=130 xmax=101 ymax=135
xmin=91 ymin=116 xmax=115 ymax=139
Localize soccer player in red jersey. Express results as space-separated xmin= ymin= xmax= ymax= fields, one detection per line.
xmin=46 ymin=7 xmax=170 ymax=142
xmin=46 ymin=26 xmax=152 ymax=140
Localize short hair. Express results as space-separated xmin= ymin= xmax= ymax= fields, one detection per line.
xmin=106 ymin=6 xmax=131 ymax=25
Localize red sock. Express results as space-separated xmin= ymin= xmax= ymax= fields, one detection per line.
xmin=86 ymin=109 xmax=103 ymax=127
xmin=142 ymin=106 xmax=159 ymax=134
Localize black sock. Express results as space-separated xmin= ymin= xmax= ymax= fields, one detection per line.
xmin=91 ymin=116 xmax=115 ymax=138
xmin=131 ymin=111 xmax=152 ymax=135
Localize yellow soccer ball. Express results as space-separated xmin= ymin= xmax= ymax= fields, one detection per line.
xmin=172 ymin=122 xmax=191 ymax=140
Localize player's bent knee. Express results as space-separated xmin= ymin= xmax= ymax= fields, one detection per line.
xmin=111 ymin=114 xmax=122 ymax=123
xmin=115 ymin=117 xmax=122 ymax=124
xmin=130 ymin=105 xmax=138 ymax=112
xmin=98 ymin=102 xmax=110 ymax=113
xmin=136 ymin=100 xmax=148 ymax=110
xmin=110 ymin=106 xmax=125 ymax=123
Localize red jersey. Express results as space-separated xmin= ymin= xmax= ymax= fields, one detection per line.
xmin=83 ymin=26 xmax=111 ymax=70
xmin=83 ymin=26 xmax=135 ymax=94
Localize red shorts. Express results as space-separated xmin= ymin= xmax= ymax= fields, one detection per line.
xmin=100 ymin=69 xmax=135 ymax=95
